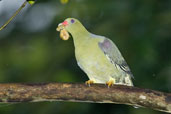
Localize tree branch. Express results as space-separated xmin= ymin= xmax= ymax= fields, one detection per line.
xmin=0 ymin=83 xmax=170 ymax=113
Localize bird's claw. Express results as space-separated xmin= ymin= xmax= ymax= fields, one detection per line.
xmin=106 ymin=78 xmax=115 ymax=88
xmin=85 ymin=80 xmax=94 ymax=87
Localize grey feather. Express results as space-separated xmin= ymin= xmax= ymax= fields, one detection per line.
xmin=98 ymin=38 xmax=134 ymax=78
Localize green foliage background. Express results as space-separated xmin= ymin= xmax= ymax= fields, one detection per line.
xmin=0 ymin=0 xmax=171 ymax=114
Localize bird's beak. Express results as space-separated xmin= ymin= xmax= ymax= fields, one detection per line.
xmin=56 ymin=21 xmax=70 ymax=41
xmin=62 ymin=21 xmax=68 ymax=26
xmin=56 ymin=21 xmax=68 ymax=32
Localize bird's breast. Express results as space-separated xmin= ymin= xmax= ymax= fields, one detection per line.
xmin=74 ymin=40 xmax=115 ymax=74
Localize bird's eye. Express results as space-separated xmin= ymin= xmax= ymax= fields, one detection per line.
xmin=71 ymin=19 xmax=75 ymax=23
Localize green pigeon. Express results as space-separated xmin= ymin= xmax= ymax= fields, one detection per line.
xmin=57 ymin=18 xmax=134 ymax=87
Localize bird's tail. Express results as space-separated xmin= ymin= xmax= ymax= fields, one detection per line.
xmin=124 ymin=75 xmax=134 ymax=86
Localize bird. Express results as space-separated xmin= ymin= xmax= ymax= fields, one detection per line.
xmin=57 ymin=18 xmax=134 ymax=87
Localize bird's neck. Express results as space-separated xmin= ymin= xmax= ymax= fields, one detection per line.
xmin=70 ymin=26 xmax=90 ymax=46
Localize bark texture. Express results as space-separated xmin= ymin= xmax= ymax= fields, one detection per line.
xmin=0 ymin=83 xmax=170 ymax=113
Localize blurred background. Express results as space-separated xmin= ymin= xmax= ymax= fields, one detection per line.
xmin=0 ymin=0 xmax=171 ymax=114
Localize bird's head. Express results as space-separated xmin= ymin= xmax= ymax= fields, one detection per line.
xmin=58 ymin=18 xmax=81 ymax=33
xmin=57 ymin=18 xmax=89 ymax=40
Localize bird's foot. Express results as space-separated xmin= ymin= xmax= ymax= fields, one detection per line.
xmin=85 ymin=80 xmax=95 ymax=86
xmin=106 ymin=78 xmax=115 ymax=88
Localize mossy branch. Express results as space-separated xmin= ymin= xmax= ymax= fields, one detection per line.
xmin=0 ymin=83 xmax=170 ymax=113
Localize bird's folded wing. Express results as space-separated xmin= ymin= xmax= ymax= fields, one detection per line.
xmin=98 ymin=38 xmax=134 ymax=78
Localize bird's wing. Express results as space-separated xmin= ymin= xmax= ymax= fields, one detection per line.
xmin=98 ymin=38 xmax=134 ymax=78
